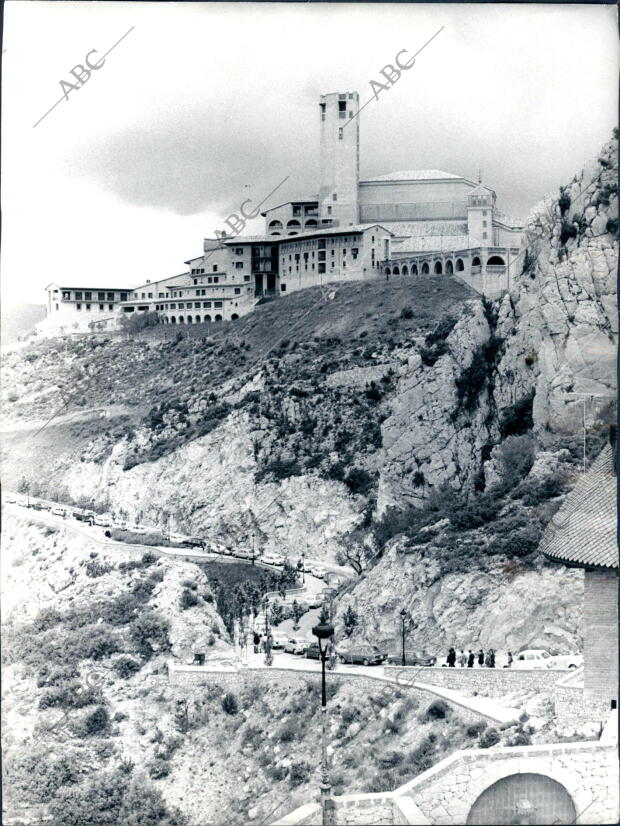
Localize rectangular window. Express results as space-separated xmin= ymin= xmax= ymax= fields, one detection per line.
xmin=281 ymin=283 xmax=287 ymax=292
xmin=213 ymin=264 xmax=218 ymax=272
xmin=97 ymin=292 xmax=105 ymax=300
xmin=141 ymin=293 xmax=145 ymax=299
xmin=244 ymin=275 xmax=251 ymax=282
xmin=213 ymin=276 xmax=219 ymax=283
xmin=203 ymin=301 xmax=211 ymax=308
xmin=483 ymin=210 xmax=487 ymax=216
xmin=318 ymin=263 xmax=326 ymax=274
xmin=234 ymin=287 xmax=241 ymax=295
xmin=75 ymin=291 xmax=82 ymax=300
xmin=235 ymin=248 xmax=243 ymax=255
xmin=170 ymin=303 xmax=176 ymax=309
xmin=482 ymin=221 xmax=487 ymax=228
xmin=108 ymin=303 xmax=113 ymax=310
xmin=148 ymin=292 xmax=153 ymax=299
xmin=234 ymin=262 xmax=243 ymax=269
xmin=195 ymin=302 xmax=200 ymax=308
xmin=62 ymin=291 xmax=71 ymax=300
xmin=85 ymin=292 xmax=92 ymax=300
xmin=207 ymin=277 xmax=212 ymax=284
xmin=338 ymin=128 xmax=343 ymax=140
xmin=158 ymin=292 xmax=164 ymax=298
xmin=120 ymin=293 xmax=127 ymax=301
xmin=214 ymin=301 xmax=222 ymax=308
xmin=55 ymin=303 xmax=59 ymax=311
xmin=327 ymin=206 xmax=332 ymax=215
xmin=85 ymin=303 xmax=91 ymax=310
xmin=178 ymin=303 xmax=184 ymax=309
xmin=332 ymin=193 xmax=337 ymax=202
xmin=99 ymin=303 xmax=104 ymax=311
xmin=193 ymin=278 xmax=198 ymax=284
xmin=76 ymin=303 xmax=81 ymax=310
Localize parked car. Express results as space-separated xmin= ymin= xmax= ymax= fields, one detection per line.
xmin=307 ymin=595 xmax=324 ymax=609
xmin=270 ymin=632 xmax=288 ymax=650
xmin=181 ymin=538 xmax=203 ymax=549
xmin=337 ymin=645 xmax=388 ymax=666
xmin=283 ymin=637 xmax=311 ymax=655
xmin=513 ymin=649 xmax=583 ymax=670
xmin=386 ymin=652 xmax=437 ymax=667
xmin=311 ymin=566 xmax=328 ymax=579
xmin=305 ymin=642 xmax=322 ymax=660
xmin=51 ymin=506 xmax=67 ymax=517
xmin=94 ymin=516 xmax=111 ymax=527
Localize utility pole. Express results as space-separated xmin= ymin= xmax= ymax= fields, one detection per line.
xmin=560 ymin=392 xmax=617 ymax=473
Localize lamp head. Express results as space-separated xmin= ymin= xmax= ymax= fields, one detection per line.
xmin=312 ymin=621 xmax=334 ymax=641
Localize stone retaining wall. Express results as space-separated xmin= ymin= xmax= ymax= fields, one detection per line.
xmin=385 ymin=665 xmax=565 ymax=695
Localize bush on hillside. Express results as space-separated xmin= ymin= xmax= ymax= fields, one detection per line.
xmin=221 ymin=693 xmax=239 ymax=715
xmin=113 ymin=656 xmax=142 ymax=679
xmin=423 ymin=699 xmax=450 ymax=721
xmin=499 ymin=393 xmax=534 ymax=438
xmin=479 ymin=727 xmax=501 ymax=748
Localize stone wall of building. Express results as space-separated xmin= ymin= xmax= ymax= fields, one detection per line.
xmin=453 ymin=270 xmax=509 ymax=299
xmin=583 ymin=570 xmax=618 ymax=720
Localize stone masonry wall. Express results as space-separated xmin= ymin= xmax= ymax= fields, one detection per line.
xmin=384 ymin=665 xmax=565 ymax=695
xmin=399 ymin=740 xmax=618 ymax=825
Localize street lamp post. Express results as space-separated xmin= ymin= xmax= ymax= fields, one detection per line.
xmin=400 ymin=609 xmax=409 ymax=666
xmin=301 ymin=550 xmax=305 ymax=585
xmin=312 ymin=614 xmax=335 ymax=826
xmin=251 ymin=533 xmax=256 ymax=566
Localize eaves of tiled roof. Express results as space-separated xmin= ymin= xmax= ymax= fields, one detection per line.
xmin=539 ymin=445 xmax=618 ymax=571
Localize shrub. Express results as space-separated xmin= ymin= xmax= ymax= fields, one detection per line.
xmin=344 ymin=467 xmax=374 ymax=496
xmin=288 ymin=761 xmax=310 ymax=787
xmin=78 ymin=705 xmax=110 ymax=736
xmin=147 ymin=757 xmax=171 ymax=780
xmin=129 ymin=611 xmax=171 ymax=659
xmin=400 ymin=306 xmax=414 ymax=320
xmin=466 ymin=721 xmax=487 ymax=738
xmin=85 ymin=560 xmax=113 ymax=578
xmin=277 ymin=719 xmax=300 ymax=742
xmin=113 ymin=656 xmax=142 ymax=679
xmin=221 ymin=693 xmax=239 ymax=715
xmin=516 ymin=472 xmax=567 ymax=506
xmin=479 ymin=727 xmax=501 ymax=748
xmin=39 ymin=682 xmax=102 ymax=710
xmin=499 ymin=392 xmax=535 ymax=438
xmin=423 ymin=699 xmax=450 ymax=721
xmin=179 ymin=588 xmax=199 ymax=610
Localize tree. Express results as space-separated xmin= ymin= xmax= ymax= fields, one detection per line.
xmin=335 ymin=538 xmax=369 ymax=576
xmin=291 ymin=600 xmax=304 ymax=630
xmin=343 ymin=605 xmax=359 ymax=637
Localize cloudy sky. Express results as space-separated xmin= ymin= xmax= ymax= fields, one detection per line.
xmin=2 ymin=1 xmax=617 ymax=306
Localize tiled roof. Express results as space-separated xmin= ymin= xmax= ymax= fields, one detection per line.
xmin=540 ymin=445 xmax=618 ymax=570
xmin=361 ymin=170 xmax=463 ymax=183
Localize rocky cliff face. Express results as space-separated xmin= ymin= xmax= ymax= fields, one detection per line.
xmin=334 ymin=137 xmax=617 ymax=652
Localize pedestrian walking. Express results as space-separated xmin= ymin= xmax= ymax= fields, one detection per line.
xmin=507 ymin=651 xmax=513 ymax=668
xmin=487 ymin=649 xmax=495 ymax=668
xmin=447 ymin=647 xmax=456 ymax=667
xmin=467 ymin=650 xmax=474 ymax=668
xmin=253 ymin=631 xmax=260 ymax=654
xmin=459 ymin=650 xmax=467 ymax=668
xmin=477 ymin=649 xmax=485 ymax=667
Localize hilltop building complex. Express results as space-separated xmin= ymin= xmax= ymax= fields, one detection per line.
xmin=41 ymin=92 xmax=523 ymax=335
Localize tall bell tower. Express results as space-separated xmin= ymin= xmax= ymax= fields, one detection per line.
xmin=318 ymin=92 xmax=360 ymax=226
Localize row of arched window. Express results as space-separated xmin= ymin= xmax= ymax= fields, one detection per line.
xmin=385 ymin=255 xmax=505 ymax=277
xmin=161 ymin=314 xmax=239 ymax=324
xmin=268 ymin=219 xmax=318 ymax=237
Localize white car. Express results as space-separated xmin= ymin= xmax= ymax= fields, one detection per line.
xmin=51 ymin=506 xmax=67 ymax=517
xmin=94 ymin=516 xmax=111 ymax=527
xmin=513 ymin=649 xmax=583 ymax=670
xmin=270 ymin=632 xmax=288 ymax=650
xmin=312 ymin=566 xmax=328 ymax=579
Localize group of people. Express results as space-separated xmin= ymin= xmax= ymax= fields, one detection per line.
xmin=253 ymin=631 xmax=271 ymax=653
xmin=446 ymin=647 xmax=498 ymax=668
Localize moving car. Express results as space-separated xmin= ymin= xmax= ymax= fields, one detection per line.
xmin=513 ymin=649 xmax=583 ymax=670
xmin=337 ymin=645 xmax=388 ymax=666
xmin=283 ymin=637 xmax=311 ymax=655
xmin=386 ymin=652 xmax=437 ymax=667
